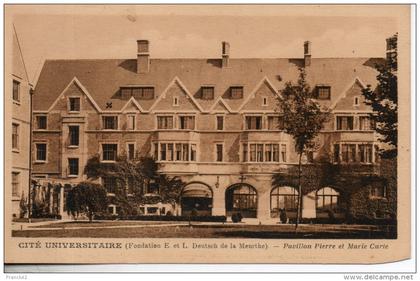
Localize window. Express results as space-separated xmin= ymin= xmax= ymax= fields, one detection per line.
xmin=36 ymin=116 xmax=47 ymax=130
xmin=182 ymin=144 xmax=189 ymax=161
xmin=157 ymin=116 xmax=173 ymax=129
xmin=256 ymin=144 xmax=264 ymax=162
xmin=201 ymin=87 xmax=214 ymax=100
xmin=216 ymin=144 xmax=223 ymax=162
xmin=157 ymin=142 xmax=196 ymax=162
xmin=12 ymin=172 xmax=20 ymax=196
xmin=173 ymin=97 xmax=179 ymax=106
xmin=36 ymin=143 xmax=47 ymax=161
xmin=12 ymin=80 xmax=20 ymax=102
xmin=262 ymin=97 xmax=268 ymax=106
xmin=359 ymin=116 xmax=374 ymax=131
xmin=127 ymin=143 xmax=135 ymax=160
xmin=68 ymin=158 xmax=79 ymax=176
xmin=244 ymin=143 xmax=282 ymax=162
xmin=271 ymin=186 xmax=298 ymax=217
xmin=102 ymin=116 xmax=118 ymax=130
xmin=69 ymin=97 xmax=80 ymax=112
xmin=280 ymin=144 xmax=287 ymax=162
xmin=12 ymin=123 xmax=19 ymax=150
xmin=230 ymin=185 xmax=257 ymax=213
xmin=216 ymin=116 xmax=224 ymax=130
xmin=336 ymin=116 xmax=354 ymax=130
xmin=68 ymin=126 xmax=79 ymax=146
xmin=249 ymin=144 xmax=256 ymax=162
xmin=341 ymin=144 xmax=356 ymax=163
xmin=102 ymin=144 xmax=118 ymax=161
xmin=316 ymin=187 xmax=340 ymax=211
xmin=267 ymin=116 xmax=284 ymax=130
xmin=190 ymin=144 xmax=197 ymax=161
xmin=167 ymin=144 xmax=174 ymax=161
xmin=333 ymin=144 xmax=340 ymax=163
xmin=273 ymin=144 xmax=280 ymax=162
xmin=359 ymin=144 xmax=373 ymax=163
xmin=370 ymin=185 xmax=387 ymax=198
xmin=265 ymin=144 xmax=272 ymax=162
xmin=179 ymin=116 xmax=195 ymax=130
xmin=316 ymin=86 xmax=331 ymax=100
xmin=245 ymin=116 xmax=262 ymax=130
xmin=121 ymin=87 xmax=154 ymax=100
xmin=103 ymin=177 xmax=117 ymax=194
xmin=230 ymin=86 xmax=243 ymax=99
xmin=160 ymin=143 xmax=167 ymax=161
xmin=176 ymin=144 xmax=182 ymax=161
xmin=127 ymin=115 xmax=136 ymax=130
xmin=354 ymin=97 xmax=360 ymax=106
xmin=334 ymin=143 xmax=374 ymax=164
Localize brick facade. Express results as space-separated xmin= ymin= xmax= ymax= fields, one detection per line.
xmin=31 ymin=40 xmax=391 ymax=221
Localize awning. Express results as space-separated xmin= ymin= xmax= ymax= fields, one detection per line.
xmin=182 ymin=183 xmax=212 ymax=198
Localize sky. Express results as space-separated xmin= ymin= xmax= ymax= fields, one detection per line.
xmin=7 ymin=5 xmax=404 ymax=84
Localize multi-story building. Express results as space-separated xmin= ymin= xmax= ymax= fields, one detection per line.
xmin=8 ymin=25 xmax=33 ymax=218
xmin=32 ymin=39 xmax=387 ymax=221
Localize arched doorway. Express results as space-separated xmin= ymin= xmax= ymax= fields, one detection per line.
xmin=181 ymin=182 xmax=213 ymax=216
xmin=316 ymin=187 xmax=344 ymax=218
xmin=270 ymin=186 xmax=298 ymax=218
xmin=225 ymin=183 xmax=258 ymax=218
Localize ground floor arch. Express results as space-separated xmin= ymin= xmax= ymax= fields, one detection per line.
xmin=225 ymin=183 xmax=258 ymax=218
xmin=270 ymin=186 xmax=299 ymax=218
xmin=181 ymin=182 xmax=213 ymax=216
xmin=315 ymin=187 xmax=345 ymax=218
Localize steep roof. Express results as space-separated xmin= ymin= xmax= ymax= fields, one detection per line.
xmin=33 ymin=57 xmax=382 ymax=112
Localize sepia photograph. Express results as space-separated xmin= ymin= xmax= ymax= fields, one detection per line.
xmin=3 ymin=4 xmax=412 ymax=266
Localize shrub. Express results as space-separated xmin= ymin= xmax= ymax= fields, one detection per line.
xmin=279 ymin=208 xmax=288 ymax=224
xmin=190 ymin=208 xmax=198 ymax=217
xmin=327 ymin=209 xmax=336 ymax=223
xmin=231 ymin=212 xmax=243 ymax=223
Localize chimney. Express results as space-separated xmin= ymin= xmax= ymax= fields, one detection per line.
xmin=222 ymin=41 xmax=230 ymax=68
xmin=304 ymin=41 xmax=311 ymax=67
xmin=137 ymin=40 xmax=150 ymax=73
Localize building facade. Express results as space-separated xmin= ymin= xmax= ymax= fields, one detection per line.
xmin=32 ymin=40 xmax=389 ymax=221
xmin=9 ymin=26 xmax=32 ymax=218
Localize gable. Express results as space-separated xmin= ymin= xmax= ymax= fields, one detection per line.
xmin=210 ymin=98 xmax=232 ymax=113
xmin=334 ymin=80 xmax=371 ymax=111
xmin=122 ymin=98 xmax=143 ymax=113
xmin=151 ymin=81 xmax=201 ymax=112
xmin=241 ymin=80 xmax=279 ymax=111
xmin=49 ymin=81 xmax=98 ymax=112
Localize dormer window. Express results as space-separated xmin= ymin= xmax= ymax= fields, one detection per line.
xmin=315 ymin=85 xmax=331 ymax=100
xmin=69 ymin=97 xmax=80 ymax=112
xmin=230 ymin=86 xmax=243 ymax=99
xmin=120 ymin=86 xmax=154 ymax=100
xmin=201 ymin=86 xmax=214 ymax=100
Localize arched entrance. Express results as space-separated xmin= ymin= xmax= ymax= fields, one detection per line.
xmin=181 ymin=182 xmax=213 ymax=216
xmin=316 ymin=187 xmax=344 ymax=218
xmin=225 ymin=183 xmax=258 ymax=218
xmin=270 ymin=186 xmax=298 ymax=218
